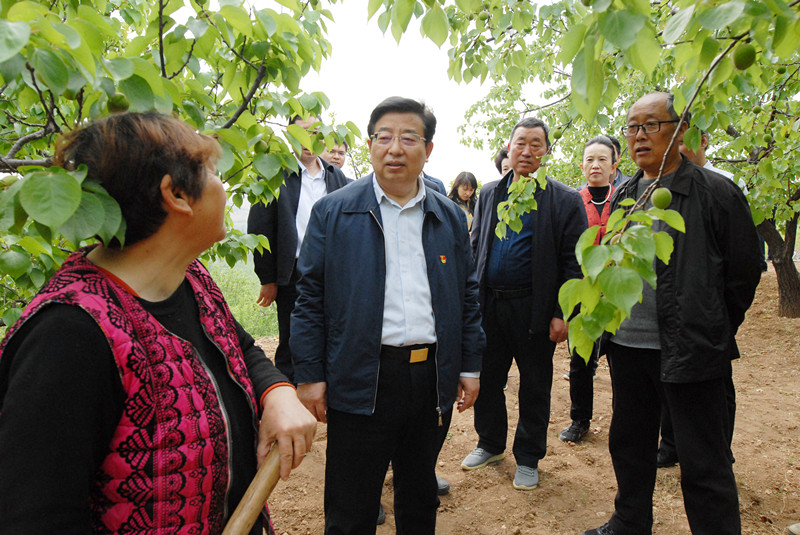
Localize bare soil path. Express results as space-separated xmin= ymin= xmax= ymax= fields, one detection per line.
xmin=261 ymin=266 xmax=800 ymax=534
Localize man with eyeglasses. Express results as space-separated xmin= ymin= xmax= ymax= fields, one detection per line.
xmin=322 ymin=140 xmax=350 ymax=174
xmin=247 ymin=115 xmax=348 ymax=383
xmin=584 ymin=92 xmax=762 ymax=535
xmin=463 ymin=117 xmax=586 ymax=490
xmin=291 ymin=96 xmax=484 ymax=534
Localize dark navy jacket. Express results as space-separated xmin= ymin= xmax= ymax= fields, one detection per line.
xmin=290 ymin=175 xmax=485 ymax=416
xmin=247 ymin=159 xmax=348 ymax=286
xmin=471 ymin=171 xmax=587 ymax=333
xmin=609 ymin=156 xmax=761 ymax=383
xmin=422 ymin=172 xmax=447 ymax=195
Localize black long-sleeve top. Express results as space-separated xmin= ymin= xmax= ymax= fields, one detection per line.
xmin=0 ymin=279 xmax=286 ymax=534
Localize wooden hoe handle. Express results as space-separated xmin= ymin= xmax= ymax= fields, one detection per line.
xmin=222 ymin=446 xmax=281 ymax=535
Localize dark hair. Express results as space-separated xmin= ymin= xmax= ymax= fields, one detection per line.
xmin=583 ymin=136 xmax=616 ymax=164
xmin=606 ymin=135 xmax=622 ymax=156
xmin=447 ymin=171 xmax=478 ymax=212
xmin=367 ymin=97 xmax=436 ymax=143
xmin=54 ymin=112 xmax=221 ymax=248
xmin=509 ymin=117 xmax=550 ymax=149
xmin=494 ymin=147 xmax=509 ymax=174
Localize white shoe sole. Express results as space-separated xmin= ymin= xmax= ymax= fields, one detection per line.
xmin=461 ymin=452 xmax=505 ymax=471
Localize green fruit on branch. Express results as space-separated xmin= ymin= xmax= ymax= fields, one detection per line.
xmin=651 ymin=187 xmax=672 ymax=209
xmin=551 ymin=128 xmax=563 ymax=140
xmin=254 ymin=140 xmax=269 ymax=154
xmin=107 ymin=94 xmax=130 ymax=113
xmin=732 ymin=43 xmax=756 ymax=70
xmin=777 ymin=65 xmax=787 ymax=75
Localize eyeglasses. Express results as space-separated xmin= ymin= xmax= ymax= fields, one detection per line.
xmin=329 ymin=150 xmax=347 ymax=157
xmin=370 ymin=132 xmax=427 ymax=147
xmin=622 ymin=120 xmax=679 ymax=137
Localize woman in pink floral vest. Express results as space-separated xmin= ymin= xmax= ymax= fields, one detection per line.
xmin=0 ymin=113 xmax=317 ymax=534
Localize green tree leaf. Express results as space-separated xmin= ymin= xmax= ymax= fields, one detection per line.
xmin=598 ymin=265 xmax=643 ymax=314
xmin=598 ymin=11 xmax=646 ymax=51
xmin=19 ymin=171 xmax=82 ymax=228
xmin=58 ymin=192 xmax=105 ymax=245
xmin=696 ymin=1 xmax=746 ymax=31
xmin=663 ymin=5 xmax=695 ymax=44
xmin=30 ymin=48 xmax=69 ymax=94
xmin=0 ymin=20 xmax=30 ymax=64
xmin=0 ymin=250 xmax=31 ymax=278
xmin=421 ymin=4 xmax=448 ymax=47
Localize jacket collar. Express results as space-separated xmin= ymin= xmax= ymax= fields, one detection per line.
xmin=340 ymin=173 xmax=445 ymax=222
xmin=625 ymin=155 xmax=693 ymax=197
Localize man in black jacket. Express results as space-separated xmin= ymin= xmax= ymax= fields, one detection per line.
xmin=247 ymin=115 xmax=348 ymax=382
xmin=462 ymin=117 xmax=586 ymax=490
xmin=584 ymin=92 xmax=762 ymax=535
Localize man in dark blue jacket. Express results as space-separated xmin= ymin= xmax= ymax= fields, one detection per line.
xmin=247 ymin=115 xmax=348 ymax=382
xmin=462 ymin=117 xmax=586 ymax=490
xmin=291 ymin=97 xmax=484 ymax=534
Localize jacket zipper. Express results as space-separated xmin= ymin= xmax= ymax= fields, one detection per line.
xmin=185 ymin=336 xmax=234 ymax=522
xmin=199 ymin=327 xmax=260 ymax=523
xmin=424 ymin=210 xmax=443 ymax=427
xmin=369 ymin=209 xmax=385 ymax=415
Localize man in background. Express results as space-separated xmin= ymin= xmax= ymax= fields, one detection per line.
xmin=464 ymin=116 xmax=585 ymax=490
xmin=247 ymin=115 xmax=348 ymax=382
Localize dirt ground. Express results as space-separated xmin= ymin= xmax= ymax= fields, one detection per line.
xmin=260 ymin=265 xmax=800 ymax=534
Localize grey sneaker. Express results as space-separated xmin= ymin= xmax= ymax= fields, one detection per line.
xmin=512 ymin=465 xmax=539 ymax=490
xmin=461 ymin=447 xmax=504 ymax=470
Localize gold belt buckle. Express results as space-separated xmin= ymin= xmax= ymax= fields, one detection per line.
xmin=409 ymin=348 xmax=428 ymax=363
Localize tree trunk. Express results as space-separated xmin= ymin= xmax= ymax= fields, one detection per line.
xmin=758 ymin=216 xmax=800 ymax=317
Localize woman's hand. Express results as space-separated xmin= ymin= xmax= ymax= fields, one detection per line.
xmin=257 ymin=385 xmax=318 ymax=480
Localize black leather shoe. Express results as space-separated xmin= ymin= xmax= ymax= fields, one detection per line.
xmin=657 ymin=447 xmax=678 ymax=468
xmin=436 ymin=474 xmax=450 ymax=495
xmin=583 ymin=522 xmax=615 ymax=535
xmin=377 ymin=503 xmax=385 ymax=525
xmin=559 ymin=419 xmax=590 ymax=443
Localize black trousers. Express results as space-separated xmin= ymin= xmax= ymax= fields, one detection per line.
xmin=473 ymin=293 xmax=556 ymax=468
xmin=659 ymin=372 xmax=736 ymax=463
xmin=324 ymin=350 xmax=450 ymax=535
xmin=568 ymin=344 xmax=599 ymax=422
xmin=606 ymin=342 xmax=740 ymax=535
xmin=274 ymin=266 xmax=299 ymax=383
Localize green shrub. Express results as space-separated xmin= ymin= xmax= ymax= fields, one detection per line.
xmin=209 ymin=258 xmax=279 ymax=340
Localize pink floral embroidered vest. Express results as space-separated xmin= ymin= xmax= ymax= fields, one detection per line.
xmin=5 ymin=249 xmax=266 ymax=534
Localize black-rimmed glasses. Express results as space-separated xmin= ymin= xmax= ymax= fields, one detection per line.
xmin=622 ymin=120 xmax=679 ymax=137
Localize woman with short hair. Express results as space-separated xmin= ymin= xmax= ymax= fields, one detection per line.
xmin=0 ymin=112 xmax=316 ymax=534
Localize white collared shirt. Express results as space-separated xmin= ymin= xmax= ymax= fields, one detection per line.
xmin=295 ymin=157 xmax=327 ymax=258
xmin=372 ymin=175 xmax=437 ymax=346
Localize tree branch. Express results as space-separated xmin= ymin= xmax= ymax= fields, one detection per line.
xmin=221 ymin=64 xmax=267 ymax=130
xmin=169 ymin=40 xmax=196 ymax=80
xmin=158 ymin=0 xmax=168 ymax=77
xmin=4 ymin=129 xmax=50 ymax=160
xmin=0 ymin=157 xmax=53 ymax=172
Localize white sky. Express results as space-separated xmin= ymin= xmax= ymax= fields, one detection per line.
xmin=296 ymin=0 xmax=501 ymax=187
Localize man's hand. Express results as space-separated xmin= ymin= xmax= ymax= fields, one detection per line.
xmin=456 ymin=376 xmax=480 ymax=412
xmin=256 ymin=283 xmax=278 ymax=307
xmin=297 ymin=382 xmax=328 ymax=424
xmin=549 ymin=317 xmax=568 ymax=343
xmin=257 ymin=385 xmax=318 ymax=480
